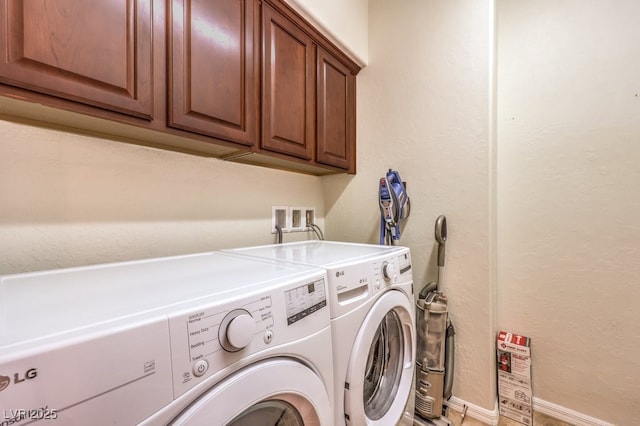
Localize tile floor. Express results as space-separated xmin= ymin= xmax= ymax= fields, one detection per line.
xmin=442 ymin=408 xmax=574 ymax=426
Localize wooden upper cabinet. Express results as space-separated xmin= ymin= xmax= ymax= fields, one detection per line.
xmin=261 ymin=3 xmax=315 ymax=160
xmin=316 ymin=47 xmax=355 ymax=172
xmin=0 ymin=0 xmax=359 ymax=173
xmin=0 ymin=0 xmax=153 ymax=119
xmin=168 ymin=0 xmax=258 ymax=146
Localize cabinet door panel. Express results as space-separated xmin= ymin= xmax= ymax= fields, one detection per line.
xmin=262 ymin=3 xmax=314 ymax=160
xmin=316 ymin=47 xmax=355 ymax=171
xmin=169 ymin=0 xmax=258 ymax=146
xmin=0 ymin=0 xmax=153 ymax=119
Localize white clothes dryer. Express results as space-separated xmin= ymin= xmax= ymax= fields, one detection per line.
xmin=0 ymin=252 xmax=333 ymax=425
xmin=228 ymin=241 xmax=416 ymax=426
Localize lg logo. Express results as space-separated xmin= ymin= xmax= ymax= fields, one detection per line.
xmin=0 ymin=368 xmax=38 ymax=392
xmin=0 ymin=375 xmax=8 ymax=392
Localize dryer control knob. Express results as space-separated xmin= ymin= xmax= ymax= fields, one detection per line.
xmin=220 ymin=309 xmax=256 ymax=352
xmin=382 ymin=262 xmax=396 ymax=282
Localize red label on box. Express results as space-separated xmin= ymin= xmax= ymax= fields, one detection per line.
xmin=498 ymin=331 xmax=531 ymax=347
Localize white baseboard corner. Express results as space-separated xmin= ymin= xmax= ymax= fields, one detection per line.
xmin=533 ymin=397 xmax=614 ymax=426
xmin=445 ymin=396 xmax=500 ymax=425
xmin=444 ymin=396 xmax=613 ymax=426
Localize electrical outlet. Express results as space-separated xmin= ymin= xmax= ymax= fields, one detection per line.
xmin=272 ymin=206 xmax=288 ymax=233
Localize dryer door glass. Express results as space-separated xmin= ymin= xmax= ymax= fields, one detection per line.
xmin=227 ymin=400 xmax=303 ymax=425
xmin=363 ymin=310 xmax=404 ymax=420
xmin=343 ymin=289 xmax=415 ymax=425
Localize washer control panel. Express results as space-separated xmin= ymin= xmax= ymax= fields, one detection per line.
xmin=167 ymin=274 xmax=328 ymax=398
xmin=285 ymin=279 xmax=327 ymax=325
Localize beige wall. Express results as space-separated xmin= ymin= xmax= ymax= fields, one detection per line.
xmin=497 ymin=1 xmax=640 ymax=424
xmin=0 ymin=119 xmax=324 ymax=274
xmin=285 ymin=0 xmax=368 ymax=65
xmin=323 ymin=0 xmax=496 ymax=411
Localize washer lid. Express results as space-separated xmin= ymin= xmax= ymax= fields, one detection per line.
xmin=229 ymin=240 xmax=407 ymax=267
xmin=0 ymin=252 xmax=324 ymax=348
xmin=171 ymin=359 xmax=332 ymax=425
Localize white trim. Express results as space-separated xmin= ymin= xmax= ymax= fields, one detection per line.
xmin=445 ymin=396 xmax=499 ymax=426
xmin=444 ymin=396 xmax=614 ymax=426
xmin=533 ymin=398 xmax=614 ymax=426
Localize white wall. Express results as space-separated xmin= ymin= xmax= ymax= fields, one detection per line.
xmin=323 ymin=0 xmax=496 ymax=411
xmin=497 ymin=1 xmax=640 ymax=424
xmin=0 ymin=119 xmax=324 ymax=274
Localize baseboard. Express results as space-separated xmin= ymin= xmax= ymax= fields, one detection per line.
xmin=445 ymin=396 xmax=500 ymax=425
xmin=533 ymin=397 xmax=614 ymax=426
xmin=445 ymin=396 xmax=613 ymax=426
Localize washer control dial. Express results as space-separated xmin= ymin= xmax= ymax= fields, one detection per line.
xmin=219 ymin=309 xmax=255 ymax=352
xmin=382 ymin=261 xmax=396 ymax=282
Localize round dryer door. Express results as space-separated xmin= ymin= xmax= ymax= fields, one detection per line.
xmin=172 ymin=359 xmax=331 ymax=425
xmin=344 ymin=289 xmax=415 ymax=425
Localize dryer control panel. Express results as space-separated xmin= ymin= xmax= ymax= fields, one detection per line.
xmin=327 ymin=248 xmax=413 ymax=319
xmin=372 ymin=251 xmax=412 ymax=289
xmin=167 ymin=274 xmax=328 ymax=398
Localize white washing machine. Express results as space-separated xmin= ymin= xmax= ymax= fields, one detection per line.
xmin=0 ymin=252 xmax=334 ymax=425
xmin=228 ymin=241 xmax=416 ymax=426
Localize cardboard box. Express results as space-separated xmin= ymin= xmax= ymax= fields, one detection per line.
xmin=497 ymin=331 xmax=533 ymax=425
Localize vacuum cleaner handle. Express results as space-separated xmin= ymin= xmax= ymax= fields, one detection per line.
xmin=435 ymin=215 xmax=447 ymax=267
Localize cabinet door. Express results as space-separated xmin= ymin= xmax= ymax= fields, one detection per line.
xmin=262 ymin=3 xmax=314 ymax=160
xmin=169 ymin=0 xmax=258 ymax=146
xmin=316 ymin=47 xmax=355 ymax=171
xmin=0 ymin=0 xmax=153 ymax=119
